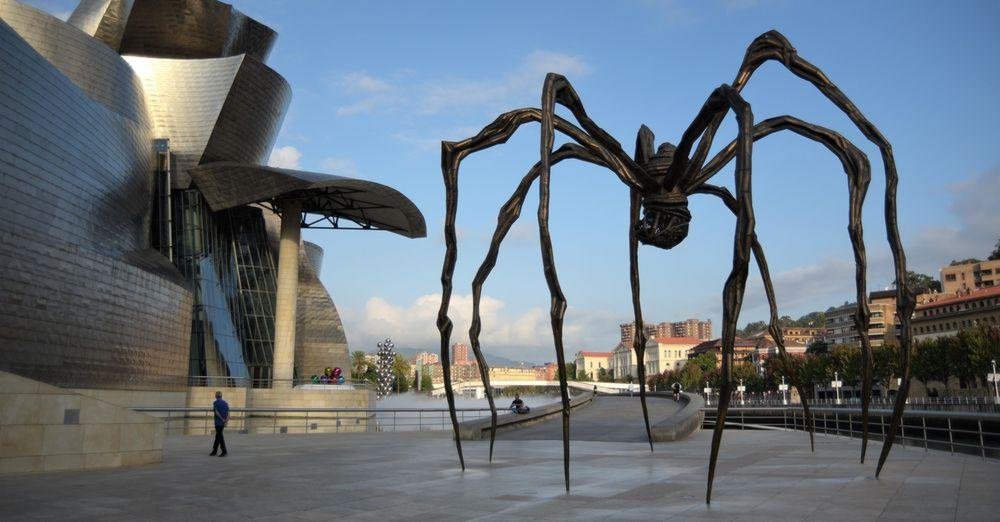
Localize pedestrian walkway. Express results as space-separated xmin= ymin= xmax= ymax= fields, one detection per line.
xmin=501 ymin=395 xmax=682 ymax=442
xmin=0 ymin=427 xmax=995 ymax=520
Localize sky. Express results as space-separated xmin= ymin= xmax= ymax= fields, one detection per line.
xmin=26 ymin=0 xmax=1000 ymax=363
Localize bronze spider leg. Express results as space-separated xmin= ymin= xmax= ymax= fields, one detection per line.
xmin=631 ymin=125 xmax=658 ymax=452
xmin=438 ymin=108 xmax=645 ymax=473
xmin=682 ymin=30 xmax=915 ymax=474
xmin=698 ymin=115 xmax=875 ymax=458
xmin=538 ymin=73 xmax=662 ymax=491
xmin=669 ymin=84 xmax=755 ymax=504
xmin=697 ymin=182 xmax=818 ymax=451
xmin=468 ymin=144 xmax=606 ymax=462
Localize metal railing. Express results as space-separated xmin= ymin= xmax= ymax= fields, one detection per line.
xmin=702 ymin=406 xmax=1000 ymax=460
xmin=135 ymin=407 xmax=493 ymax=436
xmin=186 ymin=376 xmax=372 ymax=390
xmin=700 ymin=394 xmax=1000 ymax=413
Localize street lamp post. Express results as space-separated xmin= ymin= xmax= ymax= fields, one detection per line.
xmin=779 ymin=375 xmax=789 ymax=406
xmin=738 ymin=378 xmax=746 ymax=406
xmin=832 ymin=371 xmax=843 ymax=405
xmin=990 ymin=359 xmax=999 ymax=405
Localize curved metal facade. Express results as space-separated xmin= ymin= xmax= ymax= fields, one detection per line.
xmin=0 ymin=7 xmax=192 ymax=390
xmin=0 ymin=0 xmax=424 ymax=391
xmin=119 ymin=0 xmax=274 ymax=60
xmin=124 ymin=54 xmax=290 ymax=187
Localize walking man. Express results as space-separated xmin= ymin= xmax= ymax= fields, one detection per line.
xmin=210 ymin=390 xmax=229 ymax=457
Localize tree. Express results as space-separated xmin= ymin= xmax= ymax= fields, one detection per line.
xmin=990 ymin=238 xmax=1000 ymax=261
xmin=690 ymin=352 xmax=717 ymax=375
xmin=902 ymin=270 xmax=941 ymax=293
xmin=911 ymin=338 xmax=948 ymax=388
xmin=392 ymin=353 xmax=411 ymax=393
xmin=576 ymin=370 xmax=592 ymax=381
xmin=737 ymin=321 xmax=767 ymax=337
xmin=420 ymin=371 xmax=433 ymax=392
xmin=949 ymin=258 xmax=981 ymax=266
xmin=597 ymin=367 xmax=614 ymax=383
xmin=564 ymin=362 xmax=577 ymax=381
xmin=351 ymin=350 xmax=369 ymax=379
xmin=806 ymin=339 xmax=829 ymax=355
xmin=872 ymin=343 xmax=900 ymax=391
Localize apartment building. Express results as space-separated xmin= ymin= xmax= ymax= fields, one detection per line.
xmin=825 ymin=290 xmax=899 ymax=347
xmin=643 ymin=337 xmax=702 ymax=375
xmin=574 ymin=351 xmax=613 ymax=379
xmin=940 ymin=259 xmax=1000 ymax=294
xmin=687 ymin=337 xmax=759 ymax=368
xmin=620 ymin=319 xmax=712 ymax=345
xmin=911 ymin=286 xmax=1000 ymax=341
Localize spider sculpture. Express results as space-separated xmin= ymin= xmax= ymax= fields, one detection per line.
xmin=436 ymin=31 xmax=916 ymax=503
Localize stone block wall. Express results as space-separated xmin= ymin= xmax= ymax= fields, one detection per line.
xmin=0 ymin=371 xmax=164 ymax=473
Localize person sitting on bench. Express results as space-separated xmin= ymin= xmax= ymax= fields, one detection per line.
xmin=509 ymin=393 xmax=530 ymax=414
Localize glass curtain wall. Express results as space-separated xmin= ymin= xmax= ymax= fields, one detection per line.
xmin=173 ymin=190 xmax=278 ymax=386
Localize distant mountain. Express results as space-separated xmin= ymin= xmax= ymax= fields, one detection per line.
xmin=374 ymin=346 xmax=541 ymax=367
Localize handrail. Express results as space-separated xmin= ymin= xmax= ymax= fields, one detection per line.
xmin=701 ymin=405 xmax=1000 ymax=461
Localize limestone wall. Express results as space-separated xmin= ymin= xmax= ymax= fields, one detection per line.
xmin=181 ymin=386 xmax=374 ymax=435
xmin=0 ymin=371 xmax=163 ymax=473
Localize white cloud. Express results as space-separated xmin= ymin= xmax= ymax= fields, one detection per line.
xmin=907 ymin=167 xmax=1000 ymax=272
xmin=331 ymin=51 xmax=593 ymax=118
xmin=417 ymin=51 xmax=593 ymax=114
xmin=340 ymin=72 xmax=391 ymax=94
xmin=320 ymin=157 xmax=360 ymax=178
xmin=267 ymin=145 xmax=301 ymax=169
xmin=342 ymin=293 xmax=614 ymax=362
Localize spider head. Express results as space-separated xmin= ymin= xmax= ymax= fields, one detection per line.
xmin=635 ymin=142 xmax=689 ymax=249
xmin=636 ymin=192 xmax=690 ymax=250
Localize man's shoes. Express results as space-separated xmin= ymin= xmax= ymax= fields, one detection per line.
xmin=209 ymin=452 xmax=217 ymax=456
xmin=218 ymin=453 xmax=227 ymax=457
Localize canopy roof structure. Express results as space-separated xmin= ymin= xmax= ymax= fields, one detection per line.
xmin=189 ymin=162 xmax=427 ymax=238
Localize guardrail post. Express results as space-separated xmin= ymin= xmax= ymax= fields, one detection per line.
xmin=947 ymin=417 xmax=954 ymax=455
xmin=922 ymin=417 xmax=928 ymax=451
xmin=979 ymin=420 xmax=986 ymax=460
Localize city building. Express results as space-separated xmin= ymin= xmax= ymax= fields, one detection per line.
xmin=643 ymin=337 xmax=702 ymax=375
xmin=534 ymin=362 xmax=559 ymax=381
xmin=451 ymin=342 xmax=471 ymax=365
xmin=687 ymin=338 xmax=759 ymax=368
xmin=574 ymin=351 xmax=612 ymax=380
xmin=0 ymin=0 xmax=424 ymax=405
xmin=754 ymin=342 xmax=808 ymax=361
xmin=825 ymin=290 xmax=899 ymax=348
xmin=940 ymin=259 xmax=1000 ymax=294
xmin=488 ymin=366 xmax=535 ymax=382
xmin=746 ymin=327 xmax=824 ymax=348
xmin=620 ymin=319 xmax=712 ymax=345
xmin=412 ymin=351 xmax=440 ymax=366
xmin=911 ymin=286 xmax=1000 ymax=341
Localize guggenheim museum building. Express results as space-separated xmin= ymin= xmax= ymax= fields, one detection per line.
xmin=0 ymin=0 xmax=426 ymax=405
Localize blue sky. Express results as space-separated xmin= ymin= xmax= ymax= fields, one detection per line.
xmin=28 ymin=0 xmax=1000 ymax=362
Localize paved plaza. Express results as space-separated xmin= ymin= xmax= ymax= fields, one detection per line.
xmin=0 ymin=409 xmax=996 ymax=520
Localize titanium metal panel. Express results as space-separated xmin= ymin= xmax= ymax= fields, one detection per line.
xmin=190 ymin=163 xmax=428 ymax=239
xmin=124 ymin=54 xmax=290 ymax=187
xmin=0 ymin=17 xmax=192 ymax=391
xmin=0 ymin=0 xmax=149 ymax=126
xmin=68 ymin=0 xmax=134 ymax=50
xmin=118 ymin=0 xmax=276 ymax=61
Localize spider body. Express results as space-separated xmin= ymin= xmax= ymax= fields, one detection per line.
xmin=436 ymin=30 xmax=916 ymax=504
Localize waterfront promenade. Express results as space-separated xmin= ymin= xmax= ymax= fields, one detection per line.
xmin=0 ymin=417 xmax=995 ymax=520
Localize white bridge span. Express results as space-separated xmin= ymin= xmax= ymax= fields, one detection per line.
xmin=429 ymin=380 xmax=639 ymax=399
